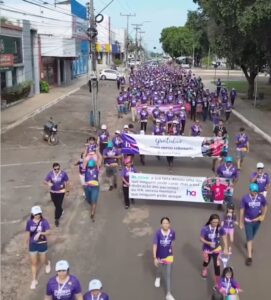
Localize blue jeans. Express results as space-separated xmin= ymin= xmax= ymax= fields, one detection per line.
xmin=244 ymin=221 xmax=261 ymax=241
xmin=85 ymin=186 xmax=100 ymax=204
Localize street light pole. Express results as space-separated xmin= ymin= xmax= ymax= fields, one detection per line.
xmin=120 ymin=13 xmax=136 ymax=67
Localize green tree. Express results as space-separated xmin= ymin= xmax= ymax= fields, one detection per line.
xmin=160 ymin=26 xmax=194 ymax=59
xmin=194 ymin=0 xmax=271 ymax=99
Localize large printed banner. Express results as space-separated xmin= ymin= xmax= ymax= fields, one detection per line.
xmin=129 ymin=173 xmax=233 ymax=204
xmin=121 ymin=133 xmax=225 ymax=157
xmin=136 ymin=104 xmax=181 ymax=114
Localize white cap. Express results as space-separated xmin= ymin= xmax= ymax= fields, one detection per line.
xmin=173 ymin=120 xmax=178 ymax=124
xmin=123 ymin=124 xmax=129 ymax=129
xmin=101 ymin=124 xmax=107 ymax=130
xmin=115 ymin=130 xmax=120 ymax=134
xmin=31 ymin=206 xmax=42 ymax=215
xmin=257 ymin=162 xmax=264 ymax=169
xmin=88 ymin=279 xmax=102 ymax=291
xmin=181 ymin=106 xmax=185 ymax=110
xmin=55 ymin=260 xmax=69 ymax=271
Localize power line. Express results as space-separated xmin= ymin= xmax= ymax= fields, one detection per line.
xmin=120 ymin=13 xmax=135 ymax=66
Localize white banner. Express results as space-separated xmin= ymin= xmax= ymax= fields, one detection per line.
xmin=121 ymin=134 xmax=225 ymax=157
xmin=129 ymin=173 xmax=234 ymax=203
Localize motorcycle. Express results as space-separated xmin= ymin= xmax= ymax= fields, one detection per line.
xmin=43 ymin=118 xmax=59 ymax=145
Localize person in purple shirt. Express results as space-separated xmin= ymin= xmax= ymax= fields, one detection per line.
xmin=25 ymin=206 xmax=51 ymax=290
xmin=179 ymin=107 xmax=186 ymax=135
xmin=103 ymin=141 xmax=120 ymax=191
xmin=239 ymin=183 xmax=268 ymax=266
xmin=190 ymin=120 xmax=202 ymax=136
xmin=218 ymin=267 xmax=242 ymax=297
xmin=230 ymin=88 xmax=237 ymax=107
xmin=216 ymin=156 xmax=238 ymax=183
xmin=116 ymin=93 xmax=124 ymax=118
xmin=166 ymin=106 xmax=175 ymax=133
xmin=152 ymin=119 xmax=164 ymax=136
xmin=112 ymin=130 xmax=123 ymax=150
xmin=250 ymin=162 xmax=270 ymax=198
xmin=121 ymin=158 xmax=136 ymax=209
xmin=139 ymin=106 xmax=149 ymax=132
xmin=83 ymin=159 xmax=100 ymax=222
xmin=235 ymin=127 xmax=249 ymax=170
xmin=83 ymin=279 xmax=109 ymax=300
xmin=200 ymin=214 xmax=228 ymax=288
xmin=45 ymin=260 xmax=83 ymax=300
xmin=130 ymin=95 xmax=137 ymax=122
xmin=97 ymin=124 xmax=110 ymax=155
xmin=224 ymin=99 xmax=232 ymax=122
xmin=153 ymin=217 xmax=176 ymax=300
xmin=44 ymin=163 xmax=69 ymax=227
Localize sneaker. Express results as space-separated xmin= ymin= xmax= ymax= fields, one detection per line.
xmin=245 ymin=257 xmax=252 ymax=266
xmin=201 ymin=268 xmax=208 ymax=278
xmin=55 ymin=219 xmax=59 ymax=227
xmin=154 ymin=277 xmax=160 ymax=288
xmin=45 ymin=261 xmax=51 ymax=274
xmin=165 ymin=292 xmax=175 ymax=300
xmin=30 ymin=280 xmax=38 ymax=290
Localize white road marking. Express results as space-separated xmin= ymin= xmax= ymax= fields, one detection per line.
xmin=1 ymin=160 xmax=67 ymax=167
xmin=13 ymin=185 xmax=33 ymax=189
xmin=0 ymin=219 xmax=22 ymax=225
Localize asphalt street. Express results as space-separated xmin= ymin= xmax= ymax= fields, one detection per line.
xmin=1 ymin=78 xmax=271 ymax=300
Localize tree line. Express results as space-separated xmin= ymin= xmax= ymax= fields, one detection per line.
xmin=160 ymin=0 xmax=271 ymax=99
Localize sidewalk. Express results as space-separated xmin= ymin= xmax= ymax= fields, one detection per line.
xmin=1 ymin=75 xmax=88 ymax=134
xmin=203 ymin=80 xmax=271 ymax=143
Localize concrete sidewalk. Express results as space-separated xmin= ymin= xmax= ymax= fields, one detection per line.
xmin=1 ymin=75 xmax=88 ymax=134
xmin=203 ymin=80 xmax=271 ymax=143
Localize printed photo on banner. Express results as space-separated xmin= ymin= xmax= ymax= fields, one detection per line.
xmin=121 ymin=133 xmax=227 ymax=158
xmin=129 ymin=173 xmax=234 ymax=204
xmin=201 ymin=177 xmax=234 ymax=204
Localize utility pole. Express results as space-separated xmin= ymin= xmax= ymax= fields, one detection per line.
xmin=132 ymin=23 xmax=142 ymax=62
xmin=87 ymin=0 xmax=98 ymax=127
xmin=138 ymin=31 xmax=145 ymax=62
xmin=120 ymin=13 xmax=136 ymax=67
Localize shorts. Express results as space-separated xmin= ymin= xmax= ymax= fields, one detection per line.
xmin=79 ymin=174 xmax=85 ymax=185
xmin=237 ymin=150 xmax=246 ymax=159
xmin=85 ymin=186 xmax=100 ymax=204
xmin=29 ymin=242 xmax=48 ymax=254
xmin=224 ymin=228 xmax=234 ymax=235
xmin=105 ymin=166 xmax=117 ymax=177
xmin=244 ymin=221 xmax=261 ymax=241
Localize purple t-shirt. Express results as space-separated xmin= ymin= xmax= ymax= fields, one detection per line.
xmin=166 ymin=111 xmax=174 ymax=122
xmin=153 ymin=229 xmax=176 ymax=261
xmin=103 ymin=147 xmax=119 ymax=164
xmin=86 ymin=143 xmax=97 ymax=154
xmin=131 ymin=97 xmax=137 ymax=107
xmin=46 ymin=275 xmax=82 ymax=300
xmin=218 ymin=278 xmax=239 ymax=293
xmin=191 ymin=124 xmax=201 ymax=136
xmin=152 ymin=108 xmax=160 ymax=118
xmin=179 ymin=111 xmax=186 ymax=121
xmin=140 ymin=110 xmax=148 ymax=121
xmin=216 ymin=164 xmax=238 ymax=180
xmin=99 ymin=131 xmax=109 ymax=143
xmin=153 ymin=126 xmax=163 ymax=135
xmin=112 ymin=136 xmax=123 ymax=149
xmin=117 ymin=95 xmax=124 ymax=105
xmin=235 ymin=133 xmax=248 ymax=150
xmin=84 ymin=167 xmax=99 ymax=186
xmin=223 ymin=214 xmax=236 ymax=229
xmin=83 ymin=292 xmax=109 ymax=300
xmin=240 ymin=193 xmax=267 ymax=221
xmin=45 ymin=170 xmax=69 ymax=192
xmin=250 ymin=172 xmax=270 ymax=192
xmin=200 ymin=225 xmax=226 ymax=252
xmin=121 ymin=166 xmax=136 ymax=185
xmin=26 ymin=218 xmax=50 ymax=245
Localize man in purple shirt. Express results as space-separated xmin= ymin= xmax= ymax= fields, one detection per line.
xmin=103 ymin=141 xmax=120 ymax=191
xmin=130 ymin=95 xmax=138 ymax=122
xmin=44 ymin=163 xmax=69 ymax=227
xmin=239 ymin=183 xmax=268 ymax=266
xmin=250 ymin=162 xmax=270 ymax=198
xmin=235 ymin=127 xmax=249 ymax=170
xmin=230 ymin=88 xmax=237 ymax=107
xmin=139 ymin=106 xmax=149 ymax=132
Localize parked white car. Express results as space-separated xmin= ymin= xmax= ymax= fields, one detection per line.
xmin=99 ymin=69 xmax=121 ymax=80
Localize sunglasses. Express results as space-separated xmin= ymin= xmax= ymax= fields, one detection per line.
xmin=54 ymin=168 xmax=60 ymax=171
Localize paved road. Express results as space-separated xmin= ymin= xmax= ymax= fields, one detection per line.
xmin=1 ymin=79 xmax=271 ymax=300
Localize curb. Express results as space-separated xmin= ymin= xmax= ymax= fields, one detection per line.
xmin=232 ymin=109 xmax=271 ymax=144
xmin=1 ymin=86 xmax=82 ymax=135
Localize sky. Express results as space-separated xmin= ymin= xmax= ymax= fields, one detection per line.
xmin=1 ymin=0 xmax=198 ymax=52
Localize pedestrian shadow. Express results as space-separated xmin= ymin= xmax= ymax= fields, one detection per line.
xmin=233 ymin=228 xmax=246 ymax=258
